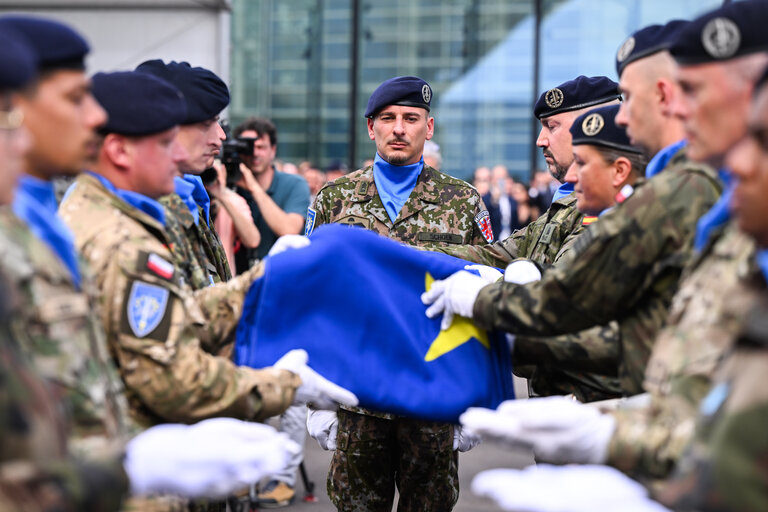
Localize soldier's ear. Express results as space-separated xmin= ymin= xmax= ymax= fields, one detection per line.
xmin=103 ymin=133 xmax=131 ymax=169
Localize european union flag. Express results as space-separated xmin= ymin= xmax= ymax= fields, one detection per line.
xmin=234 ymin=224 xmax=514 ymax=422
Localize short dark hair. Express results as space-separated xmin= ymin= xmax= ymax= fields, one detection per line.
xmin=234 ymin=116 xmax=278 ymax=146
xmin=595 ymin=146 xmax=648 ymax=178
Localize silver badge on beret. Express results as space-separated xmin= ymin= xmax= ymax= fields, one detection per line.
xmin=545 ymin=87 xmax=564 ymax=109
xmin=616 ymin=36 xmax=635 ymax=63
xmin=422 ymin=84 xmax=432 ymax=103
xmin=702 ymin=17 xmax=741 ymax=59
xmin=582 ymin=113 xmax=604 ymax=136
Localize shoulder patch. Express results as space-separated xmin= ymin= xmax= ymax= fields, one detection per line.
xmin=305 ymin=207 xmax=317 ymax=236
xmin=475 ymin=210 xmax=494 ymax=243
xmin=615 ymin=184 xmax=634 ymax=204
xmin=581 ymin=215 xmax=598 ymax=226
xmin=126 ymin=281 xmax=170 ymax=338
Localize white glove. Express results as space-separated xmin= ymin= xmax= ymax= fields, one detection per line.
xmin=504 ymin=259 xmax=542 ymax=284
xmin=463 ymin=264 xmax=503 ymax=283
xmin=472 ymin=465 xmax=671 ymax=512
xmin=453 ymin=425 xmax=481 ymax=452
xmin=268 ymin=234 xmax=310 ymax=256
xmin=421 ymin=270 xmax=489 ymax=330
xmin=307 ymin=409 xmax=338 ymax=450
xmin=459 ymin=396 xmax=615 ymax=464
xmin=124 ymin=418 xmax=300 ymax=498
xmin=275 ymin=349 xmax=358 ymax=410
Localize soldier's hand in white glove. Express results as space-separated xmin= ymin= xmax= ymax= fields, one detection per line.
xmin=307 ymin=409 xmax=338 ymax=450
xmin=472 ymin=464 xmax=671 ymax=512
xmin=275 ymin=349 xmax=358 ymax=410
xmin=504 ymin=259 xmax=542 ymax=284
xmin=268 ymin=234 xmax=310 ymax=257
xmin=421 ymin=270 xmax=489 ymax=330
xmin=453 ymin=425 xmax=481 ymax=452
xmin=124 ymin=418 xmax=300 ymax=498
xmin=463 ymin=264 xmax=503 ymax=283
xmin=459 ymin=396 xmax=615 ymax=464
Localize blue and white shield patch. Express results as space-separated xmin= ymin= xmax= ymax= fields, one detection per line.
xmin=127 ymin=281 xmax=169 ymax=338
xmin=304 ymin=207 xmax=317 ymax=236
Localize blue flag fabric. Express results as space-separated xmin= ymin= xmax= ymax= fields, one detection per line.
xmin=234 ymin=224 xmax=514 ymax=423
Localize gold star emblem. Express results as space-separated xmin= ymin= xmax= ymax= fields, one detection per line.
xmin=423 ymin=272 xmax=490 ymax=362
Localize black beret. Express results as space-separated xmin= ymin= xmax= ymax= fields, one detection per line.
xmin=534 ymin=75 xmax=621 ymax=120
xmin=91 ymin=71 xmax=187 ymax=137
xmin=0 ymin=29 xmax=36 ymax=90
xmin=0 ymin=16 xmax=88 ymax=71
xmin=135 ymin=59 xmax=229 ymax=124
xmin=615 ymin=20 xmax=689 ymax=77
xmin=570 ymin=104 xmax=643 ymax=155
xmin=364 ymin=76 xmax=432 ymax=118
xmin=670 ymin=0 xmax=768 ymax=65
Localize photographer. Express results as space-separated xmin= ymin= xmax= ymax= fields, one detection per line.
xmin=234 ymin=117 xmax=310 ymax=266
xmin=202 ymin=162 xmax=260 ymax=276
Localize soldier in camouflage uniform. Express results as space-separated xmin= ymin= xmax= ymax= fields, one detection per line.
xmin=425 ymin=99 xmax=721 ymax=396
xmin=59 ymin=71 xmax=309 ymax=429
xmin=305 ymin=77 xmax=489 ymax=512
xmin=0 ymin=14 xmax=137 ymax=457
xmin=511 ymin=103 xmax=649 ymax=403
xmin=438 ymin=76 xmax=626 ymax=402
xmin=458 ymin=3 xmax=767 ymax=486
xmin=136 ymin=59 xmax=232 ymax=290
xmin=604 ymin=7 xmax=768 ymax=479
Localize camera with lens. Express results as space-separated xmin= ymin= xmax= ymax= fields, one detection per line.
xmin=214 ymin=120 xmax=257 ymax=188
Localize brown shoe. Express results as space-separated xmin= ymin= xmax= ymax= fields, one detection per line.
xmin=257 ymin=480 xmax=295 ymax=508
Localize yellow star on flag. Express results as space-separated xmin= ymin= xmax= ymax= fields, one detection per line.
xmin=423 ymin=272 xmax=490 ymax=362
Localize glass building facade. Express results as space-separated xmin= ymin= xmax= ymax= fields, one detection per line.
xmin=230 ymin=0 xmax=723 ymax=183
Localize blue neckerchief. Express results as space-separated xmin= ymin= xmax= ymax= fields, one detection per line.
xmin=645 ymin=139 xmax=686 ymax=178
xmin=757 ymin=250 xmax=768 ymax=283
xmin=174 ymin=176 xmax=199 ymax=225
xmin=551 ymin=182 xmax=574 ymax=203
xmin=12 ymin=175 xmax=82 ymax=289
xmin=183 ymin=174 xmax=211 ymax=226
xmin=694 ymin=170 xmax=732 ymax=251
xmin=87 ymin=171 xmax=166 ymax=226
xmin=372 ymin=153 xmax=423 ymax=223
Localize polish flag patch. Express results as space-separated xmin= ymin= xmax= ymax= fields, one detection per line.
xmin=147 ymin=253 xmax=175 ymax=280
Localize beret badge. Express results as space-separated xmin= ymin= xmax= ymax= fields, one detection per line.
xmin=701 ymin=17 xmax=741 ymax=59
xmin=582 ymin=112 xmax=605 ymax=137
xmin=421 ymin=84 xmax=432 ymax=103
xmin=616 ymin=36 xmax=636 ymax=63
xmin=545 ymin=87 xmax=564 ymax=109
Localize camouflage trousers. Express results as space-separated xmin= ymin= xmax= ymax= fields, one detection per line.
xmin=328 ymin=409 xmax=459 ymax=512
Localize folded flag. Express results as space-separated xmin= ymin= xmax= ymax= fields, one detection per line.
xmin=234 ymin=224 xmax=514 ymax=423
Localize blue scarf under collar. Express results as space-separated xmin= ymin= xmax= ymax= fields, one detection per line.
xmin=372 ymin=153 xmax=424 ymax=223
xmin=13 ymin=174 xmax=82 ymax=289
xmin=87 ymin=171 xmax=166 ymax=226
xmin=174 ymin=174 xmax=211 ymax=226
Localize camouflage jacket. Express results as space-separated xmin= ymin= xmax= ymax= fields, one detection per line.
xmin=0 ymin=207 xmax=134 ymax=456
xmin=608 ymin=223 xmax=757 ymax=479
xmin=0 ymin=283 xmax=128 ymax=512
xmin=654 ymin=285 xmax=768 ymax=512
xmin=310 ymin=164 xmax=489 ymax=418
xmin=160 ymin=192 xmax=232 ymax=290
xmin=473 ymin=148 xmax=722 ymax=393
xmin=437 ymin=191 xmax=584 ymax=268
xmin=438 ymin=190 xmax=622 ymax=401
xmin=60 ymin=173 xmax=298 ymax=428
